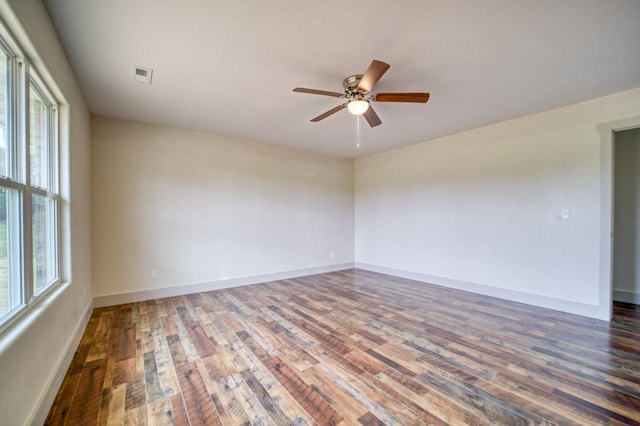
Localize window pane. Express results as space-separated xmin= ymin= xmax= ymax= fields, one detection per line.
xmin=30 ymin=85 xmax=49 ymax=189
xmin=32 ymin=193 xmax=56 ymax=291
xmin=0 ymin=49 xmax=8 ymax=178
xmin=0 ymin=187 xmax=22 ymax=319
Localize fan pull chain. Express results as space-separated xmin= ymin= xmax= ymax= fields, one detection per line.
xmin=356 ymin=115 xmax=361 ymax=148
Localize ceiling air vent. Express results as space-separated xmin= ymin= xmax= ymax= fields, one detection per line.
xmin=132 ymin=66 xmax=152 ymax=84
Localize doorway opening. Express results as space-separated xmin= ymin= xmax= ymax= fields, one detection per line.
xmin=612 ymin=126 xmax=640 ymax=306
xmin=599 ymin=117 xmax=640 ymax=320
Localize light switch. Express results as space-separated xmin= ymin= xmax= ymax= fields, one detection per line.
xmin=561 ymin=208 xmax=570 ymax=219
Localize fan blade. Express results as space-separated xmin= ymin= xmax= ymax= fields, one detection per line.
xmin=373 ymin=92 xmax=430 ymax=103
xmin=363 ymin=106 xmax=382 ymax=127
xmin=358 ymin=60 xmax=390 ymax=93
xmin=293 ymin=87 xmax=344 ymax=97
xmin=310 ymin=104 xmax=346 ymax=122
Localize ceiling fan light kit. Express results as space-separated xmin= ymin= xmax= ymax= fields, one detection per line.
xmin=293 ymin=59 xmax=430 ymax=127
xmin=347 ymin=94 xmax=369 ymax=115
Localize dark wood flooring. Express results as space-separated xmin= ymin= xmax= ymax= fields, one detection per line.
xmin=45 ymin=269 xmax=640 ymax=425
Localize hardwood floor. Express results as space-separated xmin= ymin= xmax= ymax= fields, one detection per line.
xmin=45 ymin=269 xmax=640 ymax=425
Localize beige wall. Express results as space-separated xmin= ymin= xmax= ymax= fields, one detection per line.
xmin=614 ymin=127 xmax=640 ymax=303
xmin=0 ymin=0 xmax=93 ymax=424
xmin=91 ymin=117 xmax=354 ymax=301
xmin=356 ymin=88 xmax=640 ymax=320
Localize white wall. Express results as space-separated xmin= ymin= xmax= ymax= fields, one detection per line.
xmin=92 ymin=117 xmax=354 ymax=305
xmin=614 ymin=127 xmax=640 ymax=304
xmin=356 ymin=88 xmax=640 ymax=320
xmin=0 ymin=0 xmax=93 ymax=425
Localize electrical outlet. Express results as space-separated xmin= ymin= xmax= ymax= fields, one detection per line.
xmin=151 ymin=270 xmax=158 ymax=280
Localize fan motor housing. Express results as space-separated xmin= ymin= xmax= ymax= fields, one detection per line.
xmin=343 ymin=74 xmax=365 ymax=94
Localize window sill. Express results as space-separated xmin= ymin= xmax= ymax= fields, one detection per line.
xmin=0 ymin=279 xmax=71 ymax=357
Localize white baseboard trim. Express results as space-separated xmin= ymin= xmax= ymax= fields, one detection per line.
xmin=30 ymin=298 xmax=94 ymax=426
xmin=355 ymin=262 xmax=609 ymax=321
xmin=94 ymin=262 xmax=356 ymax=308
xmin=613 ymin=289 xmax=640 ymax=305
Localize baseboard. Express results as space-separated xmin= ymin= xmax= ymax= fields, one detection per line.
xmin=94 ymin=262 xmax=356 ymax=308
xmin=30 ymin=298 xmax=94 ymax=426
xmin=355 ymin=262 xmax=609 ymax=321
xmin=613 ymin=289 xmax=640 ymax=305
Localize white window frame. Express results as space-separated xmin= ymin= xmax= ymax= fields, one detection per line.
xmin=0 ymin=19 xmax=60 ymax=330
xmin=28 ymin=72 xmax=59 ymax=297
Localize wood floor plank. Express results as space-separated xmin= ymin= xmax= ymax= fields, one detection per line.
xmin=210 ymin=373 xmax=252 ymax=425
xmin=143 ymin=351 xmax=163 ymax=403
xmin=264 ymin=382 xmax=316 ymax=425
xmin=200 ymin=353 xmax=236 ymax=381
xmin=175 ymin=362 xmax=222 ymax=426
xmin=184 ymin=321 xmax=218 ymax=358
xmin=146 ymin=398 xmax=175 ymax=426
xmin=65 ymin=359 xmax=107 ymax=425
xmin=367 ymin=371 xmax=449 ymax=425
xmin=254 ymin=316 xmax=319 ymax=370
xmin=125 ymin=378 xmax=146 ymax=411
xmin=112 ymin=357 xmax=137 ymax=387
xmin=166 ymin=334 xmax=188 ymax=365
xmin=240 ymin=370 xmax=292 ymax=425
xmin=151 ymin=332 xmax=181 ymax=399
xmin=313 ymin=361 xmax=403 ymax=425
xmin=105 ymin=383 xmax=126 ymax=426
xmin=124 ymin=405 xmax=147 ymax=425
xmin=46 ymin=269 xmax=640 ymax=425
xmin=169 ymin=395 xmax=190 ymax=426
xmin=263 ymin=355 xmax=344 ymax=425
xmin=86 ymin=313 xmax=113 ymax=363
xmin=219 ymin=371 xmax=273 ymax=424
xmin=301 ymin=364 xmax=370 ymax=423
xmin=115 ymin=323 xmax=136 ymax=362
xmin=44 ymin=372 xmax=81 ymax=426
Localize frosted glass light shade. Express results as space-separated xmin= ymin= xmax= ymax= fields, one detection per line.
xmin=347 ymin=99 xmax=370 ymax=115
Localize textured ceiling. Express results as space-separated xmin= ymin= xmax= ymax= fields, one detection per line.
xmin=44 ymin=0 xmax=640 ymax=158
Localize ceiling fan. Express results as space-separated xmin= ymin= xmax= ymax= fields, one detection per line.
xmin=293 ymin=59 xmax=430 ymax=127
